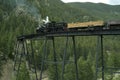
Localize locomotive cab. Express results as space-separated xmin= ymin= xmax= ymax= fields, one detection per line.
xmin=45 ymin=21 xmax=68 ymax=32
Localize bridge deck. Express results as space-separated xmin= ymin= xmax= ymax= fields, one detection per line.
xmin=17 ymin=29 xmax=120 ymax=40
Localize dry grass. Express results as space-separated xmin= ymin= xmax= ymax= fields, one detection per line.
xmin=0 ymin=60 xmax=15 ymax=80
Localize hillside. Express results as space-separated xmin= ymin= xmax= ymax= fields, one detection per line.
xmin=67 ymin=2 xmax=120 ymax=20
xmin=1 ymin=0 xmax=120 ymax=80
xmin=37 ymin=0 xmax=97 ymax=22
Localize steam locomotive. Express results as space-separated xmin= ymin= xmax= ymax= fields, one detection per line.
xmin=36 ymin=21 xmax=68 ymax=33
xmin=36 ymin=20 xmax=120 ymax=33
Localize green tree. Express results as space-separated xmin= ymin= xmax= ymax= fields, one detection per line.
xmin=78 ymin=57 xmax=94 ymax=80
xmin=16 ymin=62 xmax=30 ymax=80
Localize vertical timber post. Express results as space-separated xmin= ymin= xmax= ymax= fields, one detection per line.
xmin=13 ymin=41 xmax=20 ymax=71
xmin=96 ymin=35 xmax=104 ymax=80
xmin=61 ymin=36 xmax=69 ymax=80
xmin=30 ymin=40 xmax=38 ymax=80
xmin=40 ymin=37 xmax=47 ymax=80
xmin=95 ymin=36 xmax=99 ymax=80
xmin=52 ymin=37 xmax=58 ymax=80
xmin=72 ymin=36 xmax=79 ymax=80
xmin=100 ymin=35 xmax=104 ymax=80
xmin=24 ymin=40 xmax=31 ymax=70
xmin=16 ymin=39 xmax=25 ymax=80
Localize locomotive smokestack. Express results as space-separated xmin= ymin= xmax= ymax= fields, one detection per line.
xmin=46 ymin=16 xmax=50 ymax=23
xmin=42 ymin=16 xmax=50 ymax=24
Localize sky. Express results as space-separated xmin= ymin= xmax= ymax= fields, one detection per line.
xmin=61 ymin=0 xmax=120 ymax=5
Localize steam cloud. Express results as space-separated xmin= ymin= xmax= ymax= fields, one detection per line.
xmin=15 ymin=0 xmax=41 ymax=21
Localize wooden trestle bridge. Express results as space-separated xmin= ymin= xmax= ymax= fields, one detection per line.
xmin=14 ymin=29 xmax=120 ymax=80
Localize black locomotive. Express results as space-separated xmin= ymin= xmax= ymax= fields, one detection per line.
xmin=36 ymin=21 xmax=67 ymax=33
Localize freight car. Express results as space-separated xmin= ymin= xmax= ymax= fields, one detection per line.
xmin=106 ymin=20 xmax=120 ymax=29
xmin=36 ymin=20 xmax=120 ymax=33
xmin=68 ymin=21 xmax=104 ymax=30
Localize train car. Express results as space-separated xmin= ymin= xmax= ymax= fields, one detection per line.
xmin=106 ymin=20 xmax=120 ymax=29
xmin=68 ymin=21 xmax=105 ymax=31
xmin=36 ymin=20 xmax=120 ymax=33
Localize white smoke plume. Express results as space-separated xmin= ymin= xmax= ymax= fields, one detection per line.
xmin=15 ymin=0 xmax=41 ymax=22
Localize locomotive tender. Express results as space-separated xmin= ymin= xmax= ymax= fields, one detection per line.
xmin=36 ymin=20 xmax=120 ymax=33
